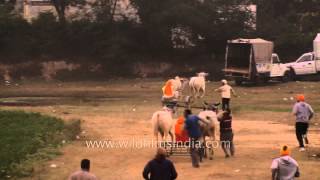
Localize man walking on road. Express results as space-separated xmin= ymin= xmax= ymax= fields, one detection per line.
xmin=215 ymin=79 xmax=237 ymax=111
xmin=292 ymin=94 xmax=314 ymax=152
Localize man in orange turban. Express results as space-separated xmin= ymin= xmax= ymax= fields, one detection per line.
xmin=296 ymin=94 xmax=305 ymax=102
xmin=292 ymin=94 xmax=314 ymax=151
xmin=271 ymin=145 xmax=300 ymax=180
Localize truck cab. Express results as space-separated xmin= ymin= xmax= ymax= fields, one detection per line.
xmin=255 ymin=53 xmax=288 ymax=78
xmin=270 ymin=53 xmax=289 ymax=78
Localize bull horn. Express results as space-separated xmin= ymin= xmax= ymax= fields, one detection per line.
xmin=213 ymin=102 xmax=220 ymax=106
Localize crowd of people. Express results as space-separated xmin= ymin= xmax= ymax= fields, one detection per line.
xmin=180 ymin=79 xmax=236 ymax=168
xmin=68 ymin=79 xmax=314 ymax=180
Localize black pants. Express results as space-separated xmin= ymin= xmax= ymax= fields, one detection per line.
xmin=190 ymin=138 xmax=202 ymax=167
xmin=295 ymin=122 xmax=309 ymax=148
xmin=220 ymin=131 xmax=235 ymax=156
xmin=222 ymin=98 xmax=230 ymax=111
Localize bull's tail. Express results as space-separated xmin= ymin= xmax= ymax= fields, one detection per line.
xmin=152 ymin=113 xmax=159 ymax=136
xmin=152 ymin=112 xmax=162 ymax=145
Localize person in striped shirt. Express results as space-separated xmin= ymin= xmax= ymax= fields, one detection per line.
xmin=218 ymin=109 xmax=235 ymax=158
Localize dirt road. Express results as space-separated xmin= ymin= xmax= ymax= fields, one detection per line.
xmin=36 ymin=116 xmax=319 ymax=180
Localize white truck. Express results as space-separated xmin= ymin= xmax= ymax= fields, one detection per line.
xmin=223 ymin=38 xmax=290 ymax=85
xmin=285 ymin=34 xmax=320 ymax=78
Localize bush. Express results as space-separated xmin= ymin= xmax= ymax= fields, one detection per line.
xmin=0 ymin=110 xmax=81 ymax=178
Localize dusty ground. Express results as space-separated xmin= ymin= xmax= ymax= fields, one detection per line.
xmin=1 ymin=79 xmax=320 ymax=180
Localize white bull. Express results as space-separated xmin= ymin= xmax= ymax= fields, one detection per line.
xmin=198 ymin=108 xmax=219 ymax=160
xmin=168 ymin=76 xmax=188 ymax=99
xmin=189 ymin=72 xmax=208 ymax=98
xmin=151 ymin=107 xmax=174 ymax=144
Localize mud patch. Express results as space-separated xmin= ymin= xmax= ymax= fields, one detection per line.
xmin=0 ymin=97 xmax=127 ymax=107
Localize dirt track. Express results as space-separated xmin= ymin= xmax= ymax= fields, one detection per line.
xmin=38 ymin=117 xmax=320 ymax=180
xmin=1 ymin=80 xmax=319 ymax=180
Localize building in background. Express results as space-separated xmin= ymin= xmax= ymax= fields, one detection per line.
xmin=18 ymin=0 xmax=136 ymax=22
xmin=23 ymin=0 xmax=55 ymax=21
xmin=18 ymin=0 xmax=254 ymax=27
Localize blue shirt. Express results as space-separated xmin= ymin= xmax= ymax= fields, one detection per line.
xmin=185 ymin=115 xmax=202 ymax=138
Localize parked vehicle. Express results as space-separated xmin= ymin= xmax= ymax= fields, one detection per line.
xmin=285 ymin=34 xmax=320 ymax=78
xmin=223 ymin=38 xmax=290 ymax=85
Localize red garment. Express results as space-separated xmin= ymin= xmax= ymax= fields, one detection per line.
xmin=162 ymin=80 xmax=174 ymax=97
xmin=175 ymin=117 xmax=189 ymax=142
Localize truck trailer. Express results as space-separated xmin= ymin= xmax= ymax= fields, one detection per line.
xmin=223 ymin=38 xmax=290 ymax=85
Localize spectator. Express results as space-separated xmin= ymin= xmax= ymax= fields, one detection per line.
xmin=218 ymin=109 xmax=235 ymax=158
xmin=271 ymin=145 xmax=300 ymax=180
xmin=292 ymin=94 xmax=314 ymax=151
xmin=143 ymin=148 xmax=178 ymax=180
xmin=215 ymin=79 xmax=237 ymax=111
xmin=68 ymin=159 xmax=98 ymax=180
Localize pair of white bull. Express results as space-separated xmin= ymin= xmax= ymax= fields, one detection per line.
xmin=151 ymin=106 xmax=219 ymax=159
xmin=168 ymin=72 xmax=209 ymax=99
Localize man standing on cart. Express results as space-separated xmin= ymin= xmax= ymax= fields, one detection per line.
xmin=161 ymin=80 xmax=178 ymax=109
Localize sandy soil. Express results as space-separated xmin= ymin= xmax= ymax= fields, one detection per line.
xmin=35 ymin=117 xmax=320 ymax=180
xmin=1 ymin=80 xmax=319 ymax=180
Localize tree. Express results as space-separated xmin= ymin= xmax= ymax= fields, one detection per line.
xmin=90 ymin=0 xmax=120 ymax=23
xmin=0 ymin=0 xmax=16 ymax=18
xmin=51 ymin=0 xmax=66 ymax=22
xmin=51 ymin=0 xmax=86 ymax=22
xmin=130 ymin=0 xmax=253 ymax=56
xmin=256 ymin=0 xmax=320 ymax=59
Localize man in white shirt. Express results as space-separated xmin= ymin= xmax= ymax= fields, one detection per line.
xmin=271 ymin=145 xmax=300 ymax=180
xmin=69 ymin=159 xmax=98 ymax=180
xmin=215 ymin=79 xmax=236 ymax=110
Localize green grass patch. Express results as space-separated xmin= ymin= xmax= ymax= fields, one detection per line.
xmin=231 ymin=104 xmax=320 ymax=114
xmin=0 ymin=110 xmax=80 ymax=179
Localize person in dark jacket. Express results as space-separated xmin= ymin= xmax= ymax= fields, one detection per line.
xmin=143 ymin=148 xmax=177 ymax=180
xmin=218 ymin=109 xmax=235 ymax=158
